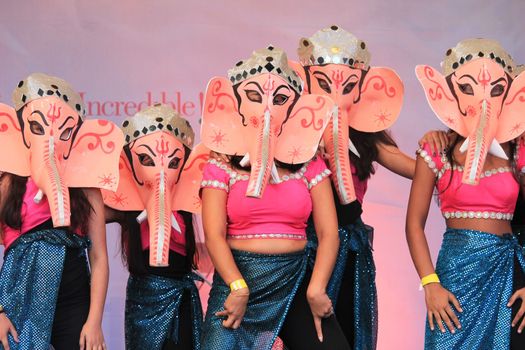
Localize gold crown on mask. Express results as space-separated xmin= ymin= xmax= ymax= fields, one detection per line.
xmin=298 ymin=25 xmax=371 ymax=69
xmin=228 ymin=46 xmax=303 ymax=93
xmin=121 ymin=103 xmax=194 ymax=148
xmin=12 ymin=72 xmax=86 ymax=118
xmin=441 ymin=38 xmax=517 ymax=77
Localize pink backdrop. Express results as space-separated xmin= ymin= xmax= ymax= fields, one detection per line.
xmin=2 ymin=1 xmax=525 ymax=349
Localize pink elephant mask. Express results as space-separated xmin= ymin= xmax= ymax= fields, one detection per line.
xmin=0 ymin=73 xmax=124 ymax=227
xmin=102 ymin=104 xmax=207 ymax=266
xmin=201 ymin=46 xmax=335 ymax=198
xmin=290 ymin=25 xmax=404 ymax=204
xmin=416 ymin=38 xmax=525 ymax=185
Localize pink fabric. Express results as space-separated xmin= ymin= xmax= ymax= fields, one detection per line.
xmin=201 ymin=157 xmax=330 ymax=239
xmin=419 ymin=142 xmax=525 ymax=218
xmin=350 ymin=164 xmax=368 ymax=204
xmin=2 ymin=178 xmax=84 ymax=250
xmin=140 ymin=211 xmax=187 ymax=256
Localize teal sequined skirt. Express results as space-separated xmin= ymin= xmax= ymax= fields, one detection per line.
xmin=125 ymin=273 xmax=203 ymax=350
xmin=425 ymin=229 xmax=525 ymax=350
xmin=0 ymin=229 xmax=90 ymax=350
xmin=200 ymin=247 xmax=311 ymax=350
xmin=307 ymin=218 xmax=377 ymax=350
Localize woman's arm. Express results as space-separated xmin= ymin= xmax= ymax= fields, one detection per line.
xmin=308 ymin=178 xmax=340 ymax=342
xmin=406 ymin=155 xmax=462 ymax=334
xmin=377 ymin=130 xmax=449 ymax=180
xmin=80 ymin=188 xmax=108 ymax=350
xmin=201 ymin=188 xmax=248 ymax=329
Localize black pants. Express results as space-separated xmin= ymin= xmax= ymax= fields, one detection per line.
xmin=279 ymin=272 xmax=351 ymax=350
xmin=50 ymin=248 xmax=91 ymax=350
xmin=162 ymin=290 xmax=194 ymax=350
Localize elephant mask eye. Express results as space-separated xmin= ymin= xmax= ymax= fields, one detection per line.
xmin=168 ymin=156 xmax=182 ymax=169
xmin=458 ymin=83 xmax=474 ymax=95
xmin=490 ymin=84 xmax=505 ymax=97
xmin=29 ymin=120 xmax=45 ymax=135
xmin=316 ymin=78 xmax=331 ymax=94
xmin=138 ymin=153 xmax=155 ymax=167
xmin=342 ymin=82 xmax=357 ymax=95
xmin=273 ymin=93 xmax=289 ymax=106
xmin=59 ymin=127 xmax=74 ymax=141
xmin=245 ymin=90 xmax=263 ymax=103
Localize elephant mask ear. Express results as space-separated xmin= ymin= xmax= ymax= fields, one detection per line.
xmin=0 ymin=103 xmax=30 ymax=176
xmin=348 ymin=67 xmax=404 ymax=132
xmin=102 ymin=151 xmax=144 ymax=211
xmin=497 ymin=71 xmax=525 ymax=142
xmin=200 ymin=76 xmax=248 ymax=156
xmin=64 ymin=119 xmax=124 ymax=191
xmin=274 ymin=94 xmax=334 ymax=163
xmin=172 ymin=143 xmax=210 ymax=214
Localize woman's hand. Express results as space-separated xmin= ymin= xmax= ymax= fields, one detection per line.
xmin=216 ymin=288 xmax=250 ymax=329
xmin=508 ymin=287 xmax=525 ymax=333
xmin=424 ymin=283 xmax=462 ymax=333
xmin=0 ymin=313 xmax=18 ymax=350
xmin=418 ymin=130 xmax=449 ymax=156
xmin=306 ymin=287 xmax=333 ymax=342
xmin=79 ymin=319 xmax=106 ymax=350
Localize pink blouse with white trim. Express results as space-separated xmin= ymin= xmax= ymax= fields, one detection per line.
xmin=418 ymin=141 xmax=525 ymax=221
xmin=201 ymin=156 xmax=331 ymax=240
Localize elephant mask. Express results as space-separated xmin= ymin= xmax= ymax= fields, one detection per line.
xmin=290 ymin=25 xmax=404 ymax=204
xmin=102 ymin=104 xmax=207 ymax=266
xmin=0 ymin=73 xmax=124 ymax=227
xmin=201 ymin=46 xmax=335 ymax=198
xmin=416 ymin=38 xmax=525 ymax=185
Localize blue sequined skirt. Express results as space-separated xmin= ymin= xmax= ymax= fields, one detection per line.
xmin=200 ymin=247 xmax=310 ymax=350
xmin=125 ymin=273 xmax=203 ymax=350
xmin=307 ymin=218 xmax=377 ymax=350
xmin=425 ymin=228 xmax=525 ymax=350
xmin=0 ymin=229 xmax=90 ymax=350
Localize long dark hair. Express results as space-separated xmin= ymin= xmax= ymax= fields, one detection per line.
xmin=0 ymin=173 xmax=93 ymax=236
xmin=120 ymin=210 xmax=197 ymax=273
xmin=349 ymin=128 xmax=398 ymax=181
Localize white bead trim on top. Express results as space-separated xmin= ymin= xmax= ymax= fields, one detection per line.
xmin=442 ymin=211 xmax=513 ymax=220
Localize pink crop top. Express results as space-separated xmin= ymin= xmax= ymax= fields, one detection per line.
xmin=140 ymin=211 xmax=187 ymax=256
xmin=418 ymin=142 xmax=525 ymax=220
xmin=201 ymin=156 xmax=331 ymax=240
xmin=2 ymin=178 xmax=84 ymax=250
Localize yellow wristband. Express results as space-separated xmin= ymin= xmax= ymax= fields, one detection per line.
xmin=421 ymin=273 xmax=440 ymax=287
xmin=229 ymin=279 xmax=248 ymax=291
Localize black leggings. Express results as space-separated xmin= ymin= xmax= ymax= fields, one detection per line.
xmin=161 ymin=291 xmax=194 ymax=350
xmin=50 ymin=247 xmax=91 ymax=350
xmin=279 ymin=272 xmax=351 ymax=350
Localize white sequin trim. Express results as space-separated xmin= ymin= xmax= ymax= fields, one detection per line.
xmin=227 ymin=233 xmax=306 ymax=240
xmin=417 ymin=148 xmax=438 ymax=176
xmin=308 ymin=168 xmax=332 ymax=189
xmin=437 ymin=162 xmax=512 ymax=180
xmin=200 ymin=179 xmax=229 ymax=192
xmin=442 ymin=211 xmax=513 ymax=220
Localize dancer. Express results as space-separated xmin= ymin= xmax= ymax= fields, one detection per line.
xmin=103 ymin=104 xmax=206 ymax=350
xmin=290 ymin=25 xmax=448 ymax=349
xmin=407 ymin=38 xmax=525 ymax=349
xmin=199 ymin=46 xmax=350 ymax=350
xmin=0 ymin=73 xmax=123 ymax=349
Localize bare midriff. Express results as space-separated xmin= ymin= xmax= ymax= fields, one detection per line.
xmin=227 ymin=238 xmax=307 ymax=254
xmin=446 ymin=218 xmax=513 ymax=236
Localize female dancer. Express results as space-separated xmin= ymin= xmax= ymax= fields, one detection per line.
xmin=407 ymin=38 xmax=525 ymax=349
xmin=103 ymin=104 xmax=204 ymax=350
xmin=0 ymin=73 xmax=123 ymax=349
xmin=291 ymin=25 xmax=448 ymax=349
xmin=199 ymin=46 xmax=350 ymax=350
